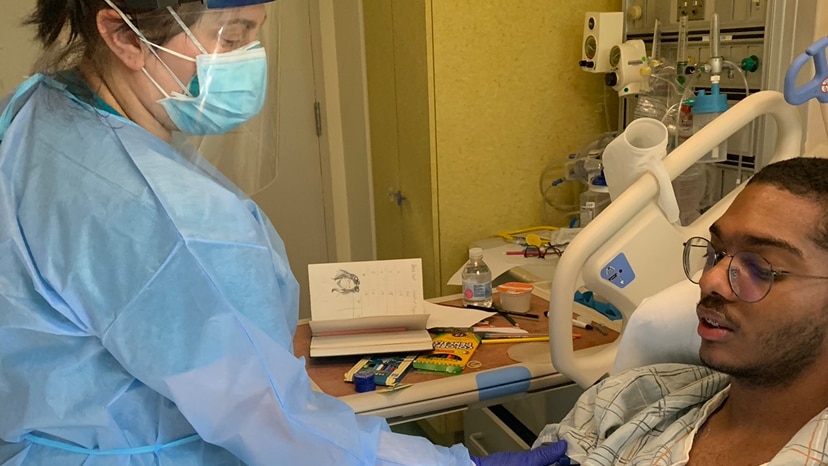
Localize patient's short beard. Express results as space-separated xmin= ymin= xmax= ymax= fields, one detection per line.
xmin=698 ymin=295 xmax=826 ymax=388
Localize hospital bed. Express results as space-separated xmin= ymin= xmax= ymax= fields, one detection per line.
xmin=547 ymin=89 xmax=804 ymax=388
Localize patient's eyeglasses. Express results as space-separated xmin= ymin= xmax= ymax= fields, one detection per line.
xmin=682 ymin=236 xmax=828 ymax=303
xmin=522 ymin=244 xmax=565 ymax=259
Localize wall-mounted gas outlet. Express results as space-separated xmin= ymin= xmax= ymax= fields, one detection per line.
xmin=677 ymin=0 xmax=705 ymax=21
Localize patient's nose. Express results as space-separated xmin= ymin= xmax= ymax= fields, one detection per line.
xmin=698 ymin=256 xmax=736 ymax=300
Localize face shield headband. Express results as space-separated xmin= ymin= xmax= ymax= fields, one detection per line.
xmin=103 ymin=0 xmax=269 ymax=135
xmin=121 ymin=0 xmax=274 ymax=11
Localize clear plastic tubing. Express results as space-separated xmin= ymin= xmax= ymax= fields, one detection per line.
xmin=677 ymin=15 xmax=688 ymax=66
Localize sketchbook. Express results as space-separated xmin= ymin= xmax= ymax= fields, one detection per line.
xmin=307 ymin=258 xmax=434 ymax=357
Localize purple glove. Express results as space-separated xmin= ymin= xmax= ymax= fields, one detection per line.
xmin=470 ymin=440 xmax=568 ymax=466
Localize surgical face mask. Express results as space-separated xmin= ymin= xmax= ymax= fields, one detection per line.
xmin=149 ymin=42 xmax=268 ymax=135
xmin=104 ymin=0 xmax=268 ymax=135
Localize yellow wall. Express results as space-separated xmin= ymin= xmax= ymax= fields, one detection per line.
xmin=365 ymin=0 xmax=621 ymax=296
xmin=0 ymin=3 xmax=40 ymax=96
xmin=433 ymin=1 xmax=621 ymax=294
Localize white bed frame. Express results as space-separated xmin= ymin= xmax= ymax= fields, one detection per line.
xmin=548 ymin=90 xmax=804 ymax=388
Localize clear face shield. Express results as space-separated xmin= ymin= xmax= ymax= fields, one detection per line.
xmin=108 ymin=0 xmax=282 ymax=194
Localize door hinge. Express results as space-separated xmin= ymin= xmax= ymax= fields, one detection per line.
xmin=314 ymin=101 xmax=322 ymax=137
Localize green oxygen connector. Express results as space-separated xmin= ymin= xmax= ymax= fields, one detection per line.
xmin=741 ymin=55 xmax=760 ymax=73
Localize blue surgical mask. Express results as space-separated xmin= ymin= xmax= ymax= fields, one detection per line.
xmin=104 ymin=0 xmax=269 ymax=135
xmin=151 ymin=42 xmax=268 ymax=135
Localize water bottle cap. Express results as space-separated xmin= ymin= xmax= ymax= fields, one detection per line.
xmin=591 ymin=171 xmax=608 ymax=187
xmin=469 ymin=247 xmax=484 ymax=259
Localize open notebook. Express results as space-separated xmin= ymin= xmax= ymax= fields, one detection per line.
xmin=307 ymin=258 xmax=434 ymax=357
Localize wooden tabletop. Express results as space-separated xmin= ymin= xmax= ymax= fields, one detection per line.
xmin=293 ymin=294 xmax=618 ymax=398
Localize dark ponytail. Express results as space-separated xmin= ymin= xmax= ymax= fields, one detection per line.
xmin=27 ymin=0 xmax=93 ymax=47
xmin=24 ymin=0 xmax=108 ymax=72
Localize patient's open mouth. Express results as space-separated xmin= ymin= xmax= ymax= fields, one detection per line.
xmin=698 ymin=315 xmax=733 ymax=340
xmin=703 ymin=317 xmax=725 ymax=328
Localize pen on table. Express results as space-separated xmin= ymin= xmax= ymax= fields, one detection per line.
xmin=498 ymin=309 xmax=539 ymax=320
xmin=498 ymin=311 xmax=520 ymax=328
xmin=457 ymin=303 xmax=518 ymax=327
xmin=462 ymin=304 xmax=539 ymax=320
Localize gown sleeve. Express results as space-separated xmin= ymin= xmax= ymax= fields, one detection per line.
xmin=91 ymin=168 xmax=471 ymax=466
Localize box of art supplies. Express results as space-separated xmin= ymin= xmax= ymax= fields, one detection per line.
xmin=413 ymin=331 xmax=481 ymax=375
xmin=344 ymin=354 xmax=418 ymax=387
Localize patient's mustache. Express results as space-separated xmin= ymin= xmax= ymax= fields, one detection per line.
xmin=698 ymin=295 xmax=728 ymax=315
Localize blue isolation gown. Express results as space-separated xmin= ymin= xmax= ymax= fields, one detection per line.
xmin=0 ymin=74 xmax=472 ymax=465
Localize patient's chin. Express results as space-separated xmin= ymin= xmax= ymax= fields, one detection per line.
xmin=700 ymin=346 xmax=816 ymax=389
xmin=699 ymin=312 xmax=827 ymax=388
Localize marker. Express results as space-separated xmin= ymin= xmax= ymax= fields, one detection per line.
xmin=571 ymin=319 xmax=594 ymax=330
xmin=462 ymin=304 xmax=499 ymax=312
xmin=498 ymin=309 xmax=539 ymax=320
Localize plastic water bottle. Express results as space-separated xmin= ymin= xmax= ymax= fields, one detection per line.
xmin=579 ymin=188 xmax=610 ymax=227
xmin=579 ymin=172 xmax=611 ymax=227
xmin=462 ymin=247 xmax=492 ymax=307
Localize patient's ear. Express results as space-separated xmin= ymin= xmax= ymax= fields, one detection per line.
xmin=96 ymin=8 xmax=145 ymax=71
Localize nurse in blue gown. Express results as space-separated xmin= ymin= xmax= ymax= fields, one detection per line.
xmin=0 ymin=0 xmax=567 ymax=464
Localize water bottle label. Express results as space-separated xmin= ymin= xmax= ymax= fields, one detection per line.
xmin=463 ymin=283 xmax=492 ymax=301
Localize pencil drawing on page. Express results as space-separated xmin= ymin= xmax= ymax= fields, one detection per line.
xmin=308 ymin=258 xmax=425 ymax=321
xmin=331 ymin=270 xmax=360 ymax=294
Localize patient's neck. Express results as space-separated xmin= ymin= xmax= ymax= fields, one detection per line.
xmin=688 ymin=370 xmax=828 ymax=465
xmin=725 ymin=364 xmax=828 ymax=436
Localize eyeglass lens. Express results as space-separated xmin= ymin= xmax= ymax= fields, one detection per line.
xmin=682 ymin=237 xmax=774 ymax=303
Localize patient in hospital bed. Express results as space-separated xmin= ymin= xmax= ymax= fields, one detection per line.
xmin=533 ymin=156 xmax=828 ymax=466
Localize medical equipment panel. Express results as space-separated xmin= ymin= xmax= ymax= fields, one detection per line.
xmin=621 ymin=0 xmax=819 ymax=177
xmin=580 ymin=12 xmax=624 ymax=73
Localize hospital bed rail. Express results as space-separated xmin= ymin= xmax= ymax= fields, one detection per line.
xmin=548 ymin=90 xmax=803 ymax=388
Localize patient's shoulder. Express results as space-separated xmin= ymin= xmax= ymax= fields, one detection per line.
xmin=573 ymin=364 xmax=729 ymax=441
xmin=620 ymin=363 xmax=724 ymax=386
